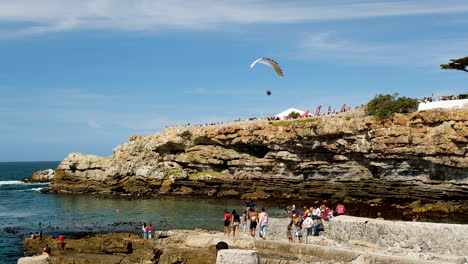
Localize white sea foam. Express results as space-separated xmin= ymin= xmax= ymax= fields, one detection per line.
xmin=0 ymin=180 xmax=23 ymax=185
xmin=0 ymin=211 xmax=37 ymax=217
xmin=31 ymin=187 xmax=43 ymax=192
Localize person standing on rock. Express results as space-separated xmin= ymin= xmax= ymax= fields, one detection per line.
xmin=147 ymin=224 xmax=154 ymax=239
xmin=249 ymin=207 xmax=258 ymax=238
xmin=231 ymin=210 xmax=241 ymax=237
xmin=246 ymin=200 xmax=255 ymax=212
xmin=58 ymin=234 xmax=65 ymax=250
xmin=142 ymin=223 xmax=148 ymax=239
xmin=259 ymin=208 xmax=268 ymax=240
xmin=302 ymin=213 xmax=313 ymax=243
xmin=222 ymin=209 xmax=231 ymax=236
xmin=241 ymin=210 xmax=248 ymax=235
xmin=287 ymin=224 xmax=293 ymax=242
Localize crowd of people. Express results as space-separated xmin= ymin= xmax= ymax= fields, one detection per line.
xmin=285 ymin=203 xmax=345 ymax=243
xmin=419 ymin=94 xmax=464 ymax=103
xmin=162 ymin=104 xmax=364 ymax=129
xmin=221 ymin=200 xmax=270 ymax=239
xmin=220 ymin=201 xmax=346 ymax=243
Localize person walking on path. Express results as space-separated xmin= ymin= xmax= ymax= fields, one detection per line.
xmin=241 ymin=210 xmax=248 ymax=235
xmin=222 ymin=209 xmax=231 ymax=237
xmin=259 ymin=208 xmax=269 ymax=240
xmin=147 ymin=224 xmax=154 ymax=239
xmin=249 ymin=207 xmax=259 ymax=238
xmin=231 ymin=210 xmax=241 ymax=237
xmin=302 ymin=214 xmax=313 ymax=243
xmin=142 ymin=223 xmax=148 ymax=239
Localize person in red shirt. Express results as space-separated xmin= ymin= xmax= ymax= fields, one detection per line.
xmin=146 ymin=224 xmax=154 ymax=239
xmin=222 ymin=209 xmax=231 ymax=236
xmin=58 ymin=235 xmax=65 ymax=250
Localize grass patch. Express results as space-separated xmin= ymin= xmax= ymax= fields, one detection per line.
xmin=168 ymin=168 xmax=185 ymax=178
xmin=269 ymin=118 xmax=321 ymax=127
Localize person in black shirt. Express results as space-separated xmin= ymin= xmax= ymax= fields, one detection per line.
xmin=43 ymin=244 xmax=51 ymax=256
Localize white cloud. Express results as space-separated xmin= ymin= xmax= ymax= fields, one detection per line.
xmin=295 ymin=32 xmax=468 ymax=67
xmin=1 ymin=0 xmax=468 ymax=35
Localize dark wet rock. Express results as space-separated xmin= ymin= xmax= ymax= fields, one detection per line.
xmin=4 ymin=226 xmax=20 ymax=234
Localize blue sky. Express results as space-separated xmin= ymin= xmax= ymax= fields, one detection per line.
xmin=0 ymin=0 xmax=467 ymax=161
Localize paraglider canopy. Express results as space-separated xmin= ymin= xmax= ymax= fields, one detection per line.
xmin=250 ymin=58 xmax=283 ymax=78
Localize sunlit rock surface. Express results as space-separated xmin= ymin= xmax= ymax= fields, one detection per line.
xmin=47 ymin=109 xmax=467 ymax=211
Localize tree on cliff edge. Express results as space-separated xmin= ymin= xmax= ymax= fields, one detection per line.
xmin=440 ymin=57 xmax=468 ymax=72
xmin=366 ymin=94 xmax=418 ymax=120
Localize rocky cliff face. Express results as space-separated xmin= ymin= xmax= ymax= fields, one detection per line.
xmin=48 ymin=109 xmax=467 ymax=207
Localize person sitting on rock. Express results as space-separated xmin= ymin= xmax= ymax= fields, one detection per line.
xmin=312 ymin=217 xmax=325 ymax=236
xmin=42 ymin=244 xmax=51 ymax=256
xmin=335 ymin=203 xmax=346 ymax=216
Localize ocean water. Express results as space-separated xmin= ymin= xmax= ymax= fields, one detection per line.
xmin=0 ymin=161 xmax=287 ymax=264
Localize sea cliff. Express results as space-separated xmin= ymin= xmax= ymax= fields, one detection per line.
xmin=46 ymin=109 xmax=467 ymax=211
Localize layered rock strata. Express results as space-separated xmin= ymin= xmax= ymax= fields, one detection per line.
xmin=47 ymin=110 xmax=467 ymax=208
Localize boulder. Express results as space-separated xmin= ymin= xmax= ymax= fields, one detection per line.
xmin=216 ymin=249 xmax=259 ymax=264
xmin=17 ymin=255 xmax=50 ymax=264
xmin=24 ymin=169 xmax=55 ymax=183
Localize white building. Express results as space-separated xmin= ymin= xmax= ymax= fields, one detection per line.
xmin=418 ymin=99 xmax=468 ymax=111
xmin=275 ymin=108 xmax=305 ymax=120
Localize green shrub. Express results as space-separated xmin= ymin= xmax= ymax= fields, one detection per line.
xmin=366 ymin=93 xmax=418 ymax=120
xmin=288 ymin=111 xmax=301 ymax=119
xmin=459 ymin=94 xmax=468 ymax=99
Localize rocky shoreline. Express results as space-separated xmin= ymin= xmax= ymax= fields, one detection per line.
xmin=19 ymin=216 xmax=468 ymax=264
xmin=40 ymin=109 xmax=468 ymax=217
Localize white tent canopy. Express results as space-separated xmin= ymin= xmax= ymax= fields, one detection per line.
xmin=275 ymin=108 xmax=305 ymax=120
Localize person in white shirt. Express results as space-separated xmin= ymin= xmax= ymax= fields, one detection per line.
xmin=302 ymin=214 xmax=313 ymax=243
xmin=313 ymin=207 xmax=321 ymax=219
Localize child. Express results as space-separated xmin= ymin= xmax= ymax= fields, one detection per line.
xmin=287 ymin=225 xmax=293 ymax=242
xmin=296 ymin=226 xmax=303 ymax=243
